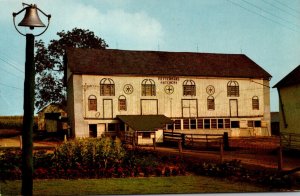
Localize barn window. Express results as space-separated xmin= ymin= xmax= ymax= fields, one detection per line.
xmin=190 ymin=119 xmax=197 ymax=129
xmin=142 ymin=79 xmax=156 ymax=96
xmin=255 ymin=121 xmax=261 ymax=127
xmin=100 ymin=78 xmax=115 ymax=96
xmin=118 ymin=95 xmax=127 ymax=111
xmin=88 ymin=95 xmax=97 ymax=111
xmin=231 ymin=121 xmax=240 ymax=128
xmin=167 ymin=123 xmax=174 ymax=130
xmin=224 ymin=119 xmax=231 ymax=128
xmin=211 ymin=119 xmax=217 ymax=129
xmin=248 ymin=120 xmax=261 ymax=127
xmin=204 ymin=119 xmax=210 ymax=129
xmin=174 ymin=120 xmax=181 ymax=129
xmin=207 ymin=96 xmax=215 ymax=110
xmin=142 ymin=132 xmax=151 ymax=138
xmin=197 ymin=118 xmax=203 ymax=129
xmin=183 ymin=80 xmax=196 ymax=96
xmin=252 ymin=96 xmax=259 ymax=110
xmin=218 ymin=119 xmax=224 ymax=129
xmin=183 ymin=119 xmax=189 ymax=129
xmin=227 ymin=81 xmax=239 ymax=97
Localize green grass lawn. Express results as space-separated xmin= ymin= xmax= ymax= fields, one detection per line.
xmin=1 ymin=176 xmax=271 ymax=195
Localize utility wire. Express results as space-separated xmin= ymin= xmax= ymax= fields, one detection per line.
xmin=242 ymin=0 xmax=300 ymax=29
xmin=262 ymin=0 xmax=300 ymax=19
xmin=0 ymin=81 xmax=23 ymax=90
xmin=274 ymin=0 xmax=300 ymax=15
xmin=0 ymin=51 xmax=24 ymax=72
xmin=227 ymin=0 xmax=300 ymax=33
xmin=0 ymin=65 xmax=24 ymax=79
xmin=0 ymin=56 xmax=24 ymax=74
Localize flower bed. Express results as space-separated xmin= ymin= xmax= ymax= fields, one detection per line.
xmin=0 ymin=137 xmax=298 ymax=189
xmin=0 ymin=137 xmax=185 ymax=180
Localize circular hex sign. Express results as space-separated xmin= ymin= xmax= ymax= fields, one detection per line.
xmin=164 ymin=85 xmax=174 ymax=95
xmin=206 ymin=85 xmax=215 ymax=95
xmin=123 ymin=84 xmax=134 ymax=94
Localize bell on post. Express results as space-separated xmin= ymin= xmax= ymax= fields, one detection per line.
xmin=18 ymin=4 xmax=45 ymax=30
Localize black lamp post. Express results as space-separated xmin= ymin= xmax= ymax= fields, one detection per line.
xmin=13 ymin=3 xmax=50 ymax=195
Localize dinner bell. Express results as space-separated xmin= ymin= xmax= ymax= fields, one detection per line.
xmin=18 ymin=4 xmax=45 ymax=29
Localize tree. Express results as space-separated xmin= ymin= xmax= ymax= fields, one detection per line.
xmin=35 ymin=28 xmax=108 ymax=110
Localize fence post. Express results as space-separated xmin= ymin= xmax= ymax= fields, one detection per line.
xmin=220 ymin=139 xmax=224 ymax=163
xmin=181 ymin=134 xmax=185 ymax=148
xmin=19 ymin=135 xmax=22 ymax=150
xmin=223 ymin=132 xmax=229 ymax=151
xmin=178 ymin=139 xmax=183 ymax=153
xmin=132 ymin=132 xmax=136 ymax=149
xmin=278 ymin=135 xmax=283 ymax=171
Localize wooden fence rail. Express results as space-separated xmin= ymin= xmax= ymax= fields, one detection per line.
xmin=163 ymin=131 xmax=229 ymax=149
xmin=280 ymin=132 xmax=300 ymax=150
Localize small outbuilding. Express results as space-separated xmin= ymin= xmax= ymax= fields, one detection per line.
xmin=37 ymin=103 xmax=68 ymax=133
xmin=274 ymin=65 xmax=300 ymax=134
xmin=117 ymin=115 xmax=173 ymax=145
xmin=274 ymin=65 xmax=300 ymax=149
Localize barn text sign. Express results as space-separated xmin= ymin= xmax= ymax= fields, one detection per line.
xmin=158 ymin=76 xmax=179 ymax=84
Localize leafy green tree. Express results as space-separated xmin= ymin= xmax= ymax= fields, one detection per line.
xmin=35 ymin=28 xmax=108 ymax=110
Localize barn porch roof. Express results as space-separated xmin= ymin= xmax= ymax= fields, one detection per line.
xmin=117 ymin=115 xmax=173 ymax=132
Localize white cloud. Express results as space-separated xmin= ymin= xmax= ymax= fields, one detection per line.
xmin=35 ymin=0 xmax=164 ymax=50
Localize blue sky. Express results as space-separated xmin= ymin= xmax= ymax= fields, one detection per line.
xmin=0 ymin=0 xmax=300 ymax=115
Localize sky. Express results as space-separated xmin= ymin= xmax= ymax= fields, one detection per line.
xmin=0 ymin=0 xmax=300 ymax=115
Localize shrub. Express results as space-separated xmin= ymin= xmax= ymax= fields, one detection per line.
xmin=33 ymin=150 xmax=54 ymax=169
xmin=172 ymin=168 xmax=179 ymax=176
xmin=164 ymin=167 xmax=171 ymax=177
xmin=0 ymin=149 xmax=21 ymax=180
xmin=53 ymin=136 xmax=126 ymax=178
xmin=155 ymin=166 xmax=163 ymax=177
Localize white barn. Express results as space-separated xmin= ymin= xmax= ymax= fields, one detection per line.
xmin=65 ymin=48 xmax=272 ymax=144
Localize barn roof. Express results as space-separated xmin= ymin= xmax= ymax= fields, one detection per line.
xmin=117 ymin=115 xmax=172 ymax=132
xmin=273 ymin=65 xmax=300 ymax=88
xmin=65 ymin=48 xmax=271 ymax=79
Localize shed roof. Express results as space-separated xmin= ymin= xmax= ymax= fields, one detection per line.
xmin=273 ymin=65 xmax=300 ymax=88
xmin=271 ymin=112 xmax=279 ymax=123
xmin=65 ymin=48 xmax=271 ymax=79
xmin=37 ymin=103 xmax=66 ymax=114
xmin=117 ymin=115 xmax=172 ymax=132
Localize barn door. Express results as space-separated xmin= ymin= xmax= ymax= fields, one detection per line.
xmin=103 ymin=99 xmax=113 ymax=118
xmin=45 ymin=120 xmax=57 ymax=132
xmin=141 ymin=99 xmax=158 ymax=115
xmin=229 ymin=99 xmax=238 ymax=117
xmin=182 ymin=99 xmax=197 ymax=118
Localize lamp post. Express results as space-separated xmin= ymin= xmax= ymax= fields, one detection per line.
xmin=13 ymin=3 xmax=50 ymax=195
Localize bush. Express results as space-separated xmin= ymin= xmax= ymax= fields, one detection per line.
xmin=53 ymin=137 xmax=126 ymax=178
xmin=0 ymin=149 xmax=21 ymax=180
xmin=155 ymin=166 xmax=163 ymax=177
xmin=164 ymin=167 xmax=171 ymax=177
xmin=172 ymin=168 xmax=179 ymax=176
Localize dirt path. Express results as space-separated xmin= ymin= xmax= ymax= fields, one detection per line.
xmin=0 ymin=136 xmax=59 ymax=148
xmin=144 ymin=146 xmax=300 ymax=171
